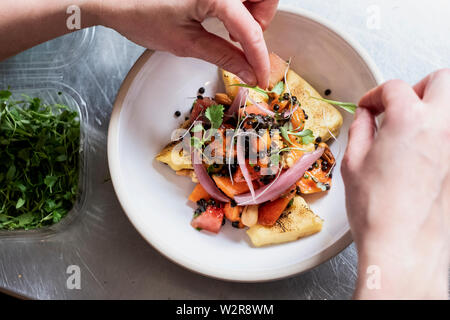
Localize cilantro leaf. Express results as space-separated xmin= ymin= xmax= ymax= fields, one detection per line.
xmin=191 ymin=123 xmax=204 ymax=133
xmin=301 ymin=132 xmax=315 ymax=145
xmin=205 ymin=104 xmax=224 ymax=129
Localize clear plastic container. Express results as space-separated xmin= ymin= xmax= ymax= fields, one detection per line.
xmin=0 ymin=29 xmax=94 ymax=239
xmin=0 ymin=29 xmax=95 ymax=72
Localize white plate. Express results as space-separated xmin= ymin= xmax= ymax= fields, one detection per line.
xmin=108 ymin=7 xmax=383 ymax=282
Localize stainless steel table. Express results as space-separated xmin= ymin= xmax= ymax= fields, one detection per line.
xmin=1 ymin=0 xmax=449 ymax=299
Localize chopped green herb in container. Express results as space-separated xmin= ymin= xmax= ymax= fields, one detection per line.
xmin=0 ymin=90 xmax=80 ymax=230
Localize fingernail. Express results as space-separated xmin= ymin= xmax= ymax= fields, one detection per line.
xmin=238 ymin=71 xmax=257 ymax=86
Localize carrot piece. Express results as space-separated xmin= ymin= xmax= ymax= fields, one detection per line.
xmin=258 ymin=189 xmax=296 ymax=226
xmin=296 ymin=159 xmax=332 ymax=194
xmin=224 ymin=202 xmax=242 ymax=222
xmin=291 ymin=107 xmax=306 ymax=131
xmin=212 ymin=175 xmax=251 ymax=198
xmin=233 ymin=159 xmax=261 ymax=183
xmin=239 ymin=102 xmax=270 ymax=118
xmin=253 ymin=129 xmax=271 ymax=154
xmin=188 ymin=184 xmax=211 ymax=203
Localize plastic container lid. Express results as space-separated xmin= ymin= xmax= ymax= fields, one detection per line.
xmin=0 ymin=28 xmax=95 ymax=72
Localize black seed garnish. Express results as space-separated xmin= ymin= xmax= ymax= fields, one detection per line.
xmin=198 ymin=87 xmax=205 ymax=94
xmin=325 ymin=89 xmax=332 ymax=96
xmin=197 ymin=95 xmax=203 ymax=100
xmin=174 ymin=110 xmax=181 ymax=117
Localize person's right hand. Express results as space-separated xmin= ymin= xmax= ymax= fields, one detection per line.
xmin=341 ymin=69 xmax=450 ymax=299
xmin=94 ymin=0 xmax=279 ymax=88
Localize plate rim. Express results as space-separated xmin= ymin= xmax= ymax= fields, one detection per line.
xmin=107 ymin=5 xmax=384 ymax=282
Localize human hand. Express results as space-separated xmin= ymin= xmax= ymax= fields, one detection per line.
xmin=94 ymin=0 xmax=279 ymax=88
xmin=342 ymin=69 xmax=450 ymax=299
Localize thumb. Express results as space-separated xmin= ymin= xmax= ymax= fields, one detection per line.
xmin=342 ymin=107 xmax=377 ymax=175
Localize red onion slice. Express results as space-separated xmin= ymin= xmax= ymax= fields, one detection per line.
xmin=236 ymin=135 xmax=256 ymax=199
xmin=283 ymin=103 xmax=300 ymax=118
xmin=234 ymin=148 xmax=324 ymax=205
xmin=192 ymin=151 xmax=230 ymax=203
xmin=226 ymin=87 xmax=248 ymax=116
xmin=247 ymin=96 xmax=275 ymax=117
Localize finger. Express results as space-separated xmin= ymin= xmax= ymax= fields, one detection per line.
xmin=229 ymin=33 xmax=237 ymax=42
xmin=243 ymin=0 xmax=279 ymax=31
xmin=342 ymin=107 xmax=377 ymax=173
xmin=414 ymin=69 xmax=450 ymax=104
xmin=213 ymin=0 xmax=270 ymax=88
xmin=413 ymin=74 xmax=431 ymax=99
xmin=358 ymin=79 xmax=421 ymax=116
xmin=230 ymin=1 xmax=278 ymax=41
xmin=179 ymin=25 xmax=257 ymax=85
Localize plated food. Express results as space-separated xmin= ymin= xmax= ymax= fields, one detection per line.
xmin=156 ymin=53 xmax=344 ymax=247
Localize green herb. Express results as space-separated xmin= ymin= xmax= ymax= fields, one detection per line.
xmin=207 ymin=165 xmax=215 ymax=174
xmin=0 ymin=91 xmax=80 ymax=230
xmin=270 ymin=152 xmax=280 ymax=167
xmin=301 ymin=132 xmax=315 ymax=145
xmin=281 ymin=128 xmax=315 ymax=145
xmin=190 ymin=104 xmax=224 ymax=151
xmin=190 ymin=136 xmax=204 ymax=149
xmin=287 ymin=198 xmax=294 ymax=208
xmin=271 ymin=81 xmax=285 ymax=96
xmin=205 ymin=104 xmax=224 ymax=129
xmin=230 ymin=84 xmax=269 ymax=99
xmin=280 ymin=126 xmax=294 ymax=145
xmin=230 ymin=81 xmax=285 ymax=99
xmin=311 ymin=97 xmax=358 ymax=114
xmin=191 ymin=123 xmax=204 ymax=133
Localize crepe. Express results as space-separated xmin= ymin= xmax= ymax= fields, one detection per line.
xmin=246 ymin=196 xmax=323 ymax=247
xmin=284 ymin=69 xmax=343 ymax=142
